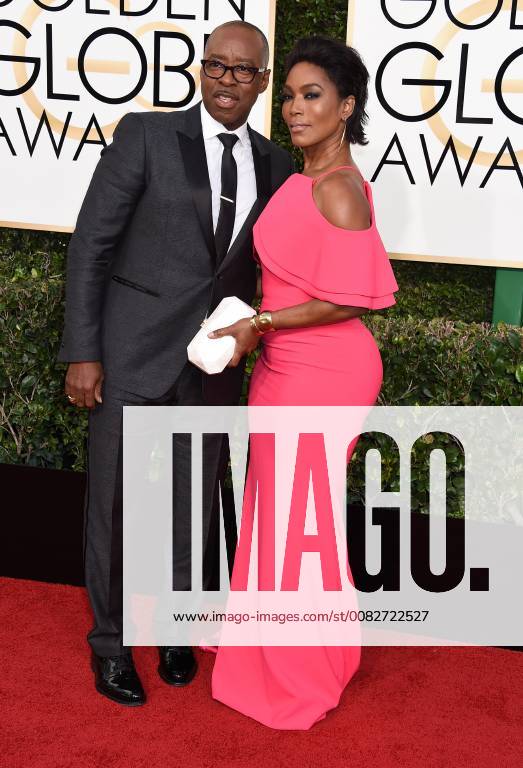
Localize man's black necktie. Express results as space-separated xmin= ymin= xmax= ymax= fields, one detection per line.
xmin=214 ymin=133 xmax=239 ymax=266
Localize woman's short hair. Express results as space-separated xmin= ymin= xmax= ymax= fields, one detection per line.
xmin=284 ymin=36 xmax=370 ymax=146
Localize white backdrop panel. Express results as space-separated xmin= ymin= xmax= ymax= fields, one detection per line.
xmin=347 ymin=0 xmax=523 ymax=267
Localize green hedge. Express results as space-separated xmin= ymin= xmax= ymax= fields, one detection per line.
xmin=1 ymin=0 xmax=520 ymax=507
xmin=0 ymin=234 xmax=87 ymax=470
xmin=2 ymin=236 xmax=520 ymax=471
xmin=1 ymin=242 xmax=521 ymax=519
xmin=271 ymin=0 xmax=350 ymax=154
xmin=376 ymin=261 xmax=495 ymax=323
xmin=351 ymin=316 xmax=523 ymax=511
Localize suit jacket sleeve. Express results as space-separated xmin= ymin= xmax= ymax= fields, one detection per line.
xmin=57 ymin=112 xmax=146 ymax=363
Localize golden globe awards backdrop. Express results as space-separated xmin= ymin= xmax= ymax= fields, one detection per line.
xmin=0 ymin=0 xmax=276 ymax=232
xmin=347 ymin=0 xmax=523 ymax=267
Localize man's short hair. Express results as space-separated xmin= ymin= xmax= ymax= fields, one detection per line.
xmin=206 ymin=21 xmax=270 ymax=69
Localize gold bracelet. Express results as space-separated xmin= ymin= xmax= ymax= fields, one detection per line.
xmin=256 ymin=310 xmax=274 ymax=333
xmin=250 ymin=315 xmax=264 ymax=335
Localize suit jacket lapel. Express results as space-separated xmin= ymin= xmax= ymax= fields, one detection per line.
xmin=176 ymin=104 xmax=217 ymax=263
xmin=250 ymin=125 xmax=272 ymax=201
xmin=216 ymin=126 xmax=271 ymax=274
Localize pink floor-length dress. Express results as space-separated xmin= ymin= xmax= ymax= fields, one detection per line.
xmin=209 ymin=167 xmax=399 ymax=730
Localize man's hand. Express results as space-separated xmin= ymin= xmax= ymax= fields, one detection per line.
xmin=207 ymin=318 xmax=260 ymax=367
xmin=65 ymin=362 xmax=104 ymax=409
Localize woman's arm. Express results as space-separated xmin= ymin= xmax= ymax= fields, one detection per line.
xmin=209 ymin=171 xmax=371 ymax=366
xmin=207 ymin=299 xmax=366 ymax=367
xmin=269 ymin=299 xmax=366 ymax=329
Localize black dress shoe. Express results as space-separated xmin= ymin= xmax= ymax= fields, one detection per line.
xmin=91 ymin=652 xmax=146 ymax=706
xmin=158 ymin=646 xmax=197 ymax=686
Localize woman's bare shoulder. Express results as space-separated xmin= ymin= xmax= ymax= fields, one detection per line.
xmin=312 ymin=168 xmax=371 ymax=231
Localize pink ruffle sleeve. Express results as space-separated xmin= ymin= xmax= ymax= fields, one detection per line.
xmin=253 ymin=176 xmax=398 ymax=310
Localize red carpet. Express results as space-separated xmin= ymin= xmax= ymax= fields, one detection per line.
xmin=0 ymin=577 xmax=521 ymax=768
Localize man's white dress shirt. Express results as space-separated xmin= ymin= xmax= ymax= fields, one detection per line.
xmin=200 ymin=102 xmax=257 ymax=251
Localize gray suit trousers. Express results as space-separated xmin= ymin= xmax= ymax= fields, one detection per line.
xmin=84 ymin=363 xmax=227 ymax=656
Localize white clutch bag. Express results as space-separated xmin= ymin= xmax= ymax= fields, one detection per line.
xmin=187 ymin=296 xmax=256 ymax=375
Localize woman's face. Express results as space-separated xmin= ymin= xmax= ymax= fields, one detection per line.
xmin=281 ymin=61 xmax=354 ymax=149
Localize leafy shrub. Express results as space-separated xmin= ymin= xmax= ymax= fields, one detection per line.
xmin=369 ymin=316 xmax=523 ymax=407
xmin=349 ymin=316 xmax=522 ymax=512
xmin=0 ymin=239 xmax=87 ymax=470
xmin=2 ymin=253 xmax=520 ymax=477
xmin=381 ymin=261 xmax=495 ymax=323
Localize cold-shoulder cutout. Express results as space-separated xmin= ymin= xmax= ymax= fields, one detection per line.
xmin=252 ymin=172 xmax=398 ymax=311
xmin=312 ymin=169 xmax=372 ymax=232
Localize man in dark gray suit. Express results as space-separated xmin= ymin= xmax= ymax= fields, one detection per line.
xmin=58 ymin=20 xmax=293 ymax=706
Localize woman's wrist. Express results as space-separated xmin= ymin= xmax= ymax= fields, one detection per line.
xmin=250 ymin=310 xmax=275 ymax=335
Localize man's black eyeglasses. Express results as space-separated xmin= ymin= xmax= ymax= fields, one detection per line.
xmin=201 ymin=59 xmax=267 ymax=84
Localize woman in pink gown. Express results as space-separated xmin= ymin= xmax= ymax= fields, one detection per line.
xmin=207 ymin=36 xmax=398 ymax=729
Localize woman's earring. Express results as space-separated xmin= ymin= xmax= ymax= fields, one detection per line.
xmin=338 ymin=120 xmax=347 ymax=152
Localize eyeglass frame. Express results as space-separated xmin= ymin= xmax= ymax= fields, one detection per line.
xmin=200 ymin=59 xmax=268 ymax=84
